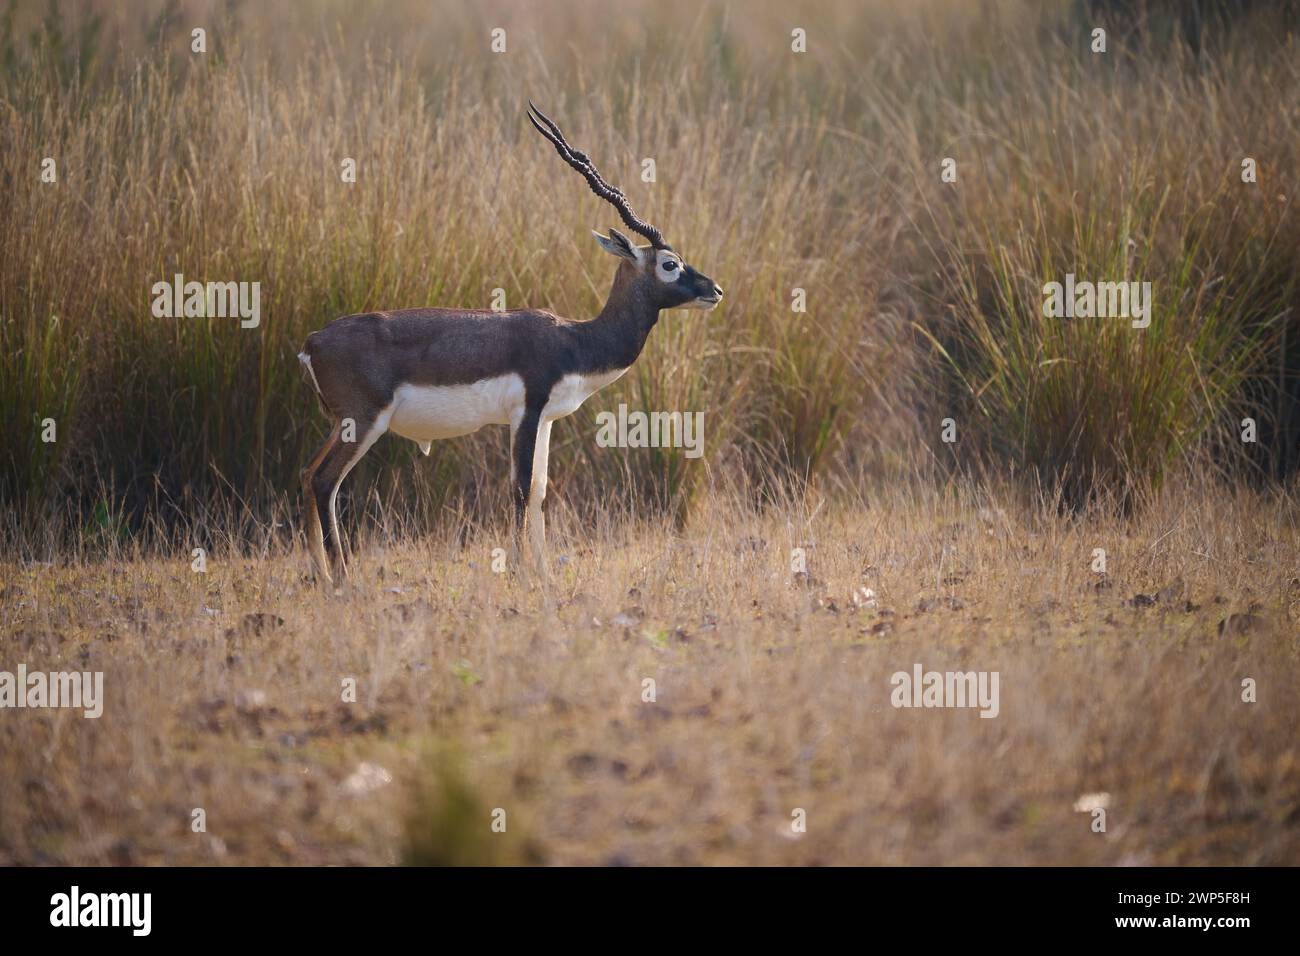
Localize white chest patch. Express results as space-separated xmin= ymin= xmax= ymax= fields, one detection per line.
xmin=543 ymin=368 xmax=629 ymax=421
xmin=388 ymin=374 xmax=526 ymax=442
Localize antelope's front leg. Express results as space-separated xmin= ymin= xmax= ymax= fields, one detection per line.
xmin=510 ymin=407 xmax=551 ymax=582
xmin=527 ymin=418 xmax=553 ymax=575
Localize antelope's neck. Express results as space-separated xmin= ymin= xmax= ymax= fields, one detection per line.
xmin=577 ymin=274 xmax=660 ymax=374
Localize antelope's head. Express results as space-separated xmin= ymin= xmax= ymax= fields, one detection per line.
xmin=527 ymin=102 xmax=723 ymax=313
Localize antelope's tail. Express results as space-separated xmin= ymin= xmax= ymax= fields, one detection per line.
xmin=298 ymin=341 xmax=331 ymax=415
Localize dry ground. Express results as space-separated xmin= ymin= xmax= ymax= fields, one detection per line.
xmin=2 ymin=482 xmax=1298 ymax=866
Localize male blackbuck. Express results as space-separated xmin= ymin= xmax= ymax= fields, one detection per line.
xmin=298 ymin=103 xmax=723 ymax=585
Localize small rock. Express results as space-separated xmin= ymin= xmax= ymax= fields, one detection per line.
xmin=1073 ymin=791 xmax=1111 ymax=813
xmin=566 ymin=752 xmax=601 ymax=777
xmin=1218 ymin=613 xmax=1262 ymax=636
xmin=235 ymin=689 xmax=268 ymax=713
xmin=341 ymin=762 xmax=392 ymax=797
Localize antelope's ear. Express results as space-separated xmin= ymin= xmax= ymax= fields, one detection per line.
xmin=592 ymin=228 xmax=642 ymax=264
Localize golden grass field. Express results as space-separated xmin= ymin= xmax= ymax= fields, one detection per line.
xmin=2 ymin=0 xmax=1299 ymax=866
xmin=3 ymin=481 xmax=1298 ymax=865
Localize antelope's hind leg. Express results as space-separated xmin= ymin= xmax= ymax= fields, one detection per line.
xmin=301 ymin=421 xmax=342 ymax=583
xmin=305 ymin=411 xmax=389 ymax=585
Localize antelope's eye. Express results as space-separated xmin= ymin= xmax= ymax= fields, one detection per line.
xmin=663 ymin=260 xmax=678 ymax=272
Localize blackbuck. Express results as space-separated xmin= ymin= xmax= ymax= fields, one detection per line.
xmin=298 ymin=103 xmax=723 ymax=585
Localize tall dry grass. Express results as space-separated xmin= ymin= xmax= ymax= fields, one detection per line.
xmin=916 ymin=17 xmax=1300 ymax=505
xmin=0 ymin=0 xmax=1297 ymax=554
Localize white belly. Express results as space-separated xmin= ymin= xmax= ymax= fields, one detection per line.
xmin=543 ymin=368 xmax=628 ymax=421
xmin=388 ymin=375 xmax=525 ymax=441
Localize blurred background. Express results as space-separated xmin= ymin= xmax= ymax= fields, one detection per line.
xmin=1 ymin=0 xmax=1297 ymax=553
